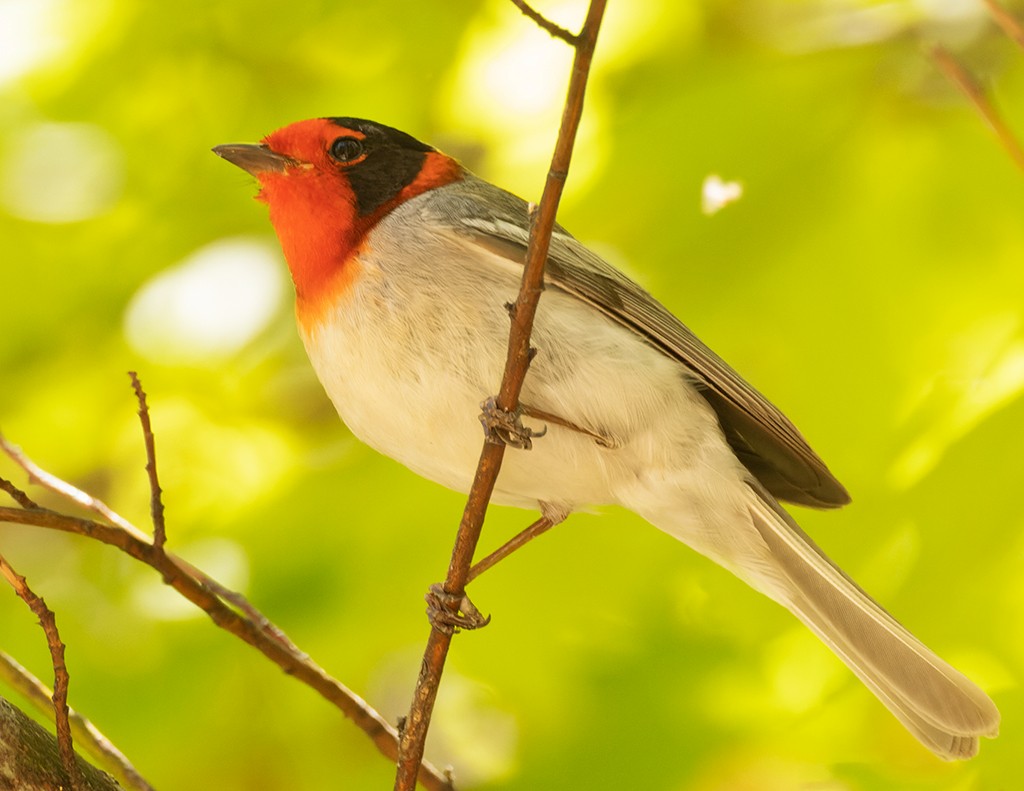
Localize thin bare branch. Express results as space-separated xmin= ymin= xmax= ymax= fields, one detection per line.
xmin=931 ymin=44 xmax=1024 ymax=172
xmin=0 ymin=554 xmax=83 ymax=791
xmin=0 ymin=651 xmax=155 ymax=791
xmin=0 ymin=462 xmax=452 ymax=791
xmin=173 ymin=553 xmax=299 ymax=647
xmin=984 ymin=0 xmax=1024 ymax=49
xmin=510 ymin=0 xmax=578 ymax=44
xmin=128 ymin=372 xmax=166 ymax=549
xmin=394 ymin=3 xmax=607 ymax=789
xmin=0 ymin=432 xmax=149 ymax=541
xmin=0 ymin=476 xmax=38 ymax=509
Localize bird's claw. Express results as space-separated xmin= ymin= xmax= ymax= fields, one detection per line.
xmin=425 ymin=583 xmax=491 ymax=634
xmin=479 ymin=397 xmax=546 ymax=450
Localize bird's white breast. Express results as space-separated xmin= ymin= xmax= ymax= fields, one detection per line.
xmin=298 ymin=193 xmax=744 ymax=524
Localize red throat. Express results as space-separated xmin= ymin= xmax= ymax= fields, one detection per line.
xmin=252 ymin=119 xmax=463 ymax=333
xmin=257 ymin=166 xmax=363 ymax=330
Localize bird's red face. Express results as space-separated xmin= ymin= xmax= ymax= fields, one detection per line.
xmin=214 ymin=117 xmax=463 ymax=328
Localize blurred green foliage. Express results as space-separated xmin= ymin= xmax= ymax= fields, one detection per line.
xmin=1 ymin=0 xmax=1022 ymax=789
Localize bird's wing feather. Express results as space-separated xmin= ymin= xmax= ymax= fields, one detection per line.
xmin=425 ymin=175 xmax=850 ymax=509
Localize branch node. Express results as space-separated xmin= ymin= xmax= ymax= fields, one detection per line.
xmin=0 ymin=476 xmax=39 ymax=510
xmin=510 ymin=0 xmax=580 ymax=45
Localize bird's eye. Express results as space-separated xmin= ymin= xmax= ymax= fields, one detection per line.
xmin=329 ymin=136 xmax=364 ymax=163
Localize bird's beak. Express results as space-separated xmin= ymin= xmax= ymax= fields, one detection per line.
xmin=212 ymin=143 xmax=298 ymax=176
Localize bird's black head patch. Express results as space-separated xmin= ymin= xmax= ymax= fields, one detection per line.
xmin=323 ymin=117 xmax=435 ymax=216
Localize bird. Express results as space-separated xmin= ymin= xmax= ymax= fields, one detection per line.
xmin=213 ymin=116 xmax=999 ymax=759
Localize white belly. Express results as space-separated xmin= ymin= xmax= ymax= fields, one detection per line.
xmin=297 ymin=208 xmax=742 ymax=523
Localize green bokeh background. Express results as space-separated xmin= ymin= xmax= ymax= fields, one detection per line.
xmin=2 ymin=1 xmax=1022 ymax=789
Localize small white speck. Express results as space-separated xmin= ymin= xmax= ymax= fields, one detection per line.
xmin=701 ymin=174 xmax=744 ymax=215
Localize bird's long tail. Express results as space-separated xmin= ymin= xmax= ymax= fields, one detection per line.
xmin=736 ymin=483 xmax=999 ymax=758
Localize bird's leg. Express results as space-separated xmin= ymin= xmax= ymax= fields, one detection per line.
xmin=519 ymin=404 xmax=620 ymax=449
xmin=425 ymin=583 xmax=491 ymax=633
xmin=479 ymin=397 xmax=546 ymax=450
xmin=425 ymin=507 xmax=568 ymax=631
xmin=467 ymin=505 xmax=568 ymax=583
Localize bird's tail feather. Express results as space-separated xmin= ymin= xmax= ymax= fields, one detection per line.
xmin=744 ymin=484 xmax=999 ymax=759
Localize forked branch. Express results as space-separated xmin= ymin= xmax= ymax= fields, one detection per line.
xmin=0 ymin=383 xmax=452 ymax=791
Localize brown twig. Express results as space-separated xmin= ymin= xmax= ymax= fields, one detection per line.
xmin=466 ymin=515 xmax=555 ymax=583
xmin=392 ymin=3 xmax=607 ymax=789
xmin=0 ymin=462 xmax=452 ymax=791
xmin=0 ymin=432 xmax=149 ymax=541
xmin=0 ymin=476 xmax=38 ymax=509
xmin=510 ymin=0 xmax=578 ymax=44
xmin=931 ymin=43 xmax=1024 ymax=172
xmin=984 ymin=0 xmax=1024 ymax=49
xmin=175 ymin=553 xmax=297 ymax=645
xmin=0 ymin=554 xmax=83 ymax=791
xmin=0 ymin=650 xmax=155 ymax=791
xmin=5 ymin=420 xmax=286 ymax=647
xmin=128 ymin=372 xmax=166 ymax=549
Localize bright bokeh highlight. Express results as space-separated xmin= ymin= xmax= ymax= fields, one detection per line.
xmin=1 ymin=121 xmax=122 ymax=222
xmin=124 ymin=237 xmax=286 ymax=364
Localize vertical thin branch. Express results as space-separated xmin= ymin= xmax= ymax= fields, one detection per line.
xmin=393 ymin=2 xmax=607 ymax=789
xmin=129 ymin=372 xmax=167 ymax=549
xmin=0 ymin=555 xmax=83 ymax=791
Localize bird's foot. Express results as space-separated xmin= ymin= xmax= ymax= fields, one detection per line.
xmin=479 ymin=397 xmax=546 ymax=450
xmin=425 ymin=583 xmax=491 ymax=634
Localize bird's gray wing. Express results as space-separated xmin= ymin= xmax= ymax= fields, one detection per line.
xmin=425 ymin=175 xmax=850 ymax=509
